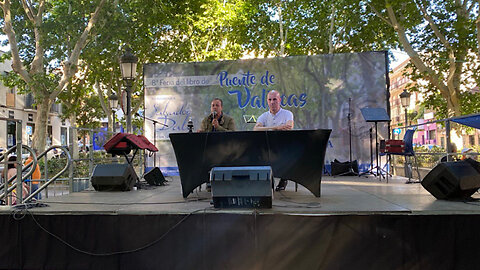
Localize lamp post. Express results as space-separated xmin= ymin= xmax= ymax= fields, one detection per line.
xmin=400 ymin=89 xmax=411 ymax=129
xmin=120 ymin=46 xmax=138 ymax=134
xmin=108 ymin=93 xmax=118 ymax=133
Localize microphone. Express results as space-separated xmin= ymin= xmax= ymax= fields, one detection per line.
xmin=211 ymin=111 xmax=217 ymax=132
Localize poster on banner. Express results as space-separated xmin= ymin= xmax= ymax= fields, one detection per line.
xmin=143 ymin=52 xmax=389 ymax=173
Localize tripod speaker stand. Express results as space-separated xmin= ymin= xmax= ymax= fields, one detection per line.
xmin=360 ymin=107 xmax=391 ymax=179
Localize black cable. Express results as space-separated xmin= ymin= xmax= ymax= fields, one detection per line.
xmin=14 ymin=207 xmax=208 ymax=256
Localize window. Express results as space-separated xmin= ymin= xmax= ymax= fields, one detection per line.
xmin=25 ymin=93 xmax=36 ymax=109
xmin=8 ymin=110 xmax=14 ymax=119
xmin=7 ymin=121 xmax=16 ymax=147
xmin=61 ymin=127 xmax=67 ymax=145
xmin=28 ymin=113 xmax=33 ymax=122
xmin=428 ymin=130 xmax=436 ymax=142
xmin=469 ymin=135 xmax=475 ymax=146
xmin=26 ymin=124 xmax=35 ymax=147
xmin=47 ymin=125 xmax=53 ymax=146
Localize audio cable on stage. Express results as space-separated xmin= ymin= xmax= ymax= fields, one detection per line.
xmin=10 ymin=207 xmax=210 ymax=256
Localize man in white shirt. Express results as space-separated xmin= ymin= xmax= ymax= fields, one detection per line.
xmin=254 ymin=90 xmax=294 ymax=190
xmin=254 ymin=91 xmax=294 ymax=131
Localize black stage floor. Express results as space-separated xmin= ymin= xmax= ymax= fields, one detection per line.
xmin=1 ymin=175 xmax=480 ymax=270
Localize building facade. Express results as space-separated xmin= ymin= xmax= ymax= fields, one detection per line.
xmin=389 ymin=58 xmax=479 ymax=152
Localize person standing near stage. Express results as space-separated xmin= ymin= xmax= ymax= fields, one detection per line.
xmin=7 ymin=156 xmax=29 ymax=204
xmin=25 ymin=150 xmax=42 ymax=199
xmin=254 ymin=90 xmax=294 ymax=190
xmin=199 ymin=98 xmax=236 ymax=132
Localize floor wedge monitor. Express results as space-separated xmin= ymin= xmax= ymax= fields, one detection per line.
xmin=422 ymin=159 xmax=480 ymax=200
xmin=91 ymin=163 xmax=138 ymax=191
xmin=144 ymin=167 xmax=167 ymax=186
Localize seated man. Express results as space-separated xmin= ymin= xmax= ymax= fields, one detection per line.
xmin=199 ymin=98 xmax=235 ymax=192
xmin=254 ymin=90 xmax=294 ymax=191
xmin=199 ymin=98 xmax=236 ymax=132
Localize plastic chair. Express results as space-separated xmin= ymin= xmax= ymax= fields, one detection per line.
xmin=384 ymin=129 xmax=421 ymax=183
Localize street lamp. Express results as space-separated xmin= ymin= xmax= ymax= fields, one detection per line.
xmin=400 ymin=89 xmax=411 ymax=128
xmin=120 ymin=46 xmax=138 ymax=133
xmin=108 ymin=93 xmax=118 ymax=133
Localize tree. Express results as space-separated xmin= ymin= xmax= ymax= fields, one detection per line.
xmin=241 ymin=0 xmax=397 ymax=57
xmin=365 ymin=0 xmax=480 ymax=118
xmin=0 ymin=0 xmax=107 ymax=151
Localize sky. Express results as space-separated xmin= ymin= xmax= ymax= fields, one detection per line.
xmin=390 ymin=50 xmax=410 ymax=69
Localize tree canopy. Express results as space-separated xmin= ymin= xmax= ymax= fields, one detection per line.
xmin=1 ymin=0 xmax=479 ymax=151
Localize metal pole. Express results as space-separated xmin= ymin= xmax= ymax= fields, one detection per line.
xmin=404 ymin=107 xmax=409 ymax=179
xmin=446 ymin=120 xmax=451 ymax=161
xmin=15 ymin=120 xmax=22 ymax=203
xmin=89 ymin=129 xmax=94 ymax=177
xmin=153 ymin=121 xmax=156 ymax=168
xmin=3 ymin=151 xmax=8 ymax=204
xmin=126 ymin=80 xmax=132 ymax=134
xmin=68 ymin=127 xmax=74 ymax=193
xmin=44 ymin=151 xmax=48 ymax=198
xmin=112 ymin=110 xmax=116 ymax=134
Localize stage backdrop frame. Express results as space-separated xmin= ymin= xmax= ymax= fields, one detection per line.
xmin=143 ymin=51 xmax=389 ymax=174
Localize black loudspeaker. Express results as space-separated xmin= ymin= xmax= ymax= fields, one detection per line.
xmin=331 ymin=159 xmax=359 ymax=176
xmin=422 ymin=159 xmax=480 ymax=200
xmin=144 ymin=167 xmax=167 ymax=186
xmin=91 ymin=163 xmax=138 ymax=191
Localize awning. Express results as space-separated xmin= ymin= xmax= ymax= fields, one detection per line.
xmin=451 ymin=114 xmax=480 ymax=129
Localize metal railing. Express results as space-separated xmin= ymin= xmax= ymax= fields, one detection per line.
xmin=23 ymin=145 xmax=71 ymax=202
xmin=0 ymin=144 xmax=35 ymax=204
xmin=0 ymin=120 xmax=146 ymax=202
xmin=0 ymin=145 xmax=71 ymax=204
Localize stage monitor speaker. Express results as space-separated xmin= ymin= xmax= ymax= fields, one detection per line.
xmin=331 ymin=159 xmax=359 ymax=176
xmin=144 ymin=167 xmax=167 ymax=186
xmin=91 ymin=163 xmax=138 ymax=191
xmin=421 ymin=159 xmax=480 ymax=200
xmin=210 ymin=166 xmax=273 ymax=208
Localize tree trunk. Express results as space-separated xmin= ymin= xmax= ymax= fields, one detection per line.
xmin=32 ymin=97 xmax=51 ymax=152
xmin=69 ymin=115 xmax=79 ymax=159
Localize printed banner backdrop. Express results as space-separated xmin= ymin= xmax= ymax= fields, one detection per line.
xmin=143 ymin=52 xmax=389 ymax=174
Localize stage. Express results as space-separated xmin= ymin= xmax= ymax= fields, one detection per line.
xmin=1 ymin=175 xmax=480 ymax=269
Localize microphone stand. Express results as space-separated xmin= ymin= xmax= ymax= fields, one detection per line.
xmin=339 ymin=98 xmax=359 ymax=177
xmin=138 ymin=114 xmax=168 ymax=168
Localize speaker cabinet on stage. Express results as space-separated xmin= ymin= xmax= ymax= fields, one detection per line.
xmin=331 ymin=159 xmax=359 ymax=176
xmin=422 ymin=159 xmax=480 ymax=200
xmin=91 ymin=163 xmax=138 ymax=191
xmin=144 ymin=167 xmax=167 ymax=186
xmin=210 ymin=166 xmax=273 ymax=208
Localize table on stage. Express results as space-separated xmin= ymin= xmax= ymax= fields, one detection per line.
xmin=169 ymin=129 xmax=331 ymax=198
